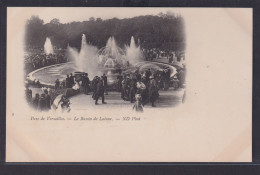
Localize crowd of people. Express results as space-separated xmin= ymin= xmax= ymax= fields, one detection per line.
xmin=25 ymin=65 xmax=186 ymax=112
xmin=25 ymin=85 xmax=71 ymax=112
xmin=142 ymin=48 xmax=185 ymax=63
xmin=24 ymin=46 xmax=186 ymax=112
xmin=25 ymin=86 xmax=52 ymax=111
xmin=116 ymin=67 xmax=173 ymax=108
xmin=24 ymin=49 xmax=67 ymax=74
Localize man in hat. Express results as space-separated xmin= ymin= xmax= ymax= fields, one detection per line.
xmin=148 ymin=75 xmax=158 ymax=107
xmin=81 ymin=73 xmax=88 ymax=95
xmin=66 ymin=74 xmax=70 ymax=88
xmin=85 ymin=73 xmax=90 ymax=95
xmin=102 ymin=73 xmax=108 ymax=95
xmin=145 ymin=69 xmax=152 ymax=83
xmin=69 ymin=73 xmax=74 ymax=87
xmin=95 ymin=77 xmax=106 ymax=105
xmin=44 ymin=89 xmax=51 ymax=110
xmin=92 ymin=76 xmax=99 ymax=100
xmin=163 ymin=68 xmax=170 ymax=91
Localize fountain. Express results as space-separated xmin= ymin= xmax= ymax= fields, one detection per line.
xmin=44 ymin=37 xmax=54 ymax=55
xmin=125 ymin=36 xmax=144 ymax=65
xmin=104 ymin=58 xmax=116 ymax=68
xmin=69 ymin=35 xmax=143 ymax=73
xmin=28 ymin=35 xmax=177 ymax=89
xmin=67 ymin=34 xmax=99 ymax=78
xmin=67 ymin=35 xmax=130 ymax=85
xmin=67 ymin=35 xmax=166 ymax=84
xmin=98 ymin=36 xmax=127 ymax=68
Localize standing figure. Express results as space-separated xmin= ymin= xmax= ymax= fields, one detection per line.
xmin=172 ymin=74 xmax=179 ymax=90
xmin=136 ymin=79 xmax=146 ymax=105
xmin=162 ymin=68 xmax=170 ymax=91
xmin=121 ymin=76 xmax=127 ymax=100
xmin=95 ymin=78 xmax=106 ymax=105
xmin=141 ymin=75 xmax=148 ymax=104
xmin=36 ymin=79 xmax=41 ymax=88
xmin=61 ymin=80 xmax=66 ymax=89
xmin=102 ymin=73 xmax=108 ymax=95
xmin=136 ymin=73 xmax=141 ymax=82
xmin=44 ymin=89 xmax=51 ymax=110
xmin=132 ymin=94 xmax=144 ymax=112
xmin=25 ymin=86 xmax=32 ymax=103
xmin=169 ymin=53 xmax=173 ymax=63
xmin=81 ymin=73 xmax=87 ymax=93
xmin=145 ymin=69 xmax=151 ymax=84
xmin=129 ymin=77 xmax=137 ymax=103
xmin=66 ymin=74 xmax=70 ymax=88
xmin=55 ymin=79 xmax=60 ymax=90
xmin=92 ymin=76 xmax=98 ymax=100
xmin=165 ymin=68 xmax=171 ymax=90
xmin=116 ymin=73 xmax=123 ymax=92
xmin=69 ymin=73 xmax=74 ymax=87
xmin=124 ymin=76 xmax=131 ymax=101
xmin=148 ymin=76 xmax=158 ymax=107
xmin=178 ymin=68 xmax=186 ymax=88
xmin=32 ymin=93 xmax=40 ymax=109
xmin=84 ymin=73 xmax=90 ymax=95
xmin=38 ymin=93 xmax=47 ymax=111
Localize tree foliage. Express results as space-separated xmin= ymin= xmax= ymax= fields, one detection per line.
xmin=25 ymin=12 xmax=186 ymax=51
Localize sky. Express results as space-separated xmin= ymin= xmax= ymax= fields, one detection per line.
xmin=23 ymin=7 xmax=182 ymax=23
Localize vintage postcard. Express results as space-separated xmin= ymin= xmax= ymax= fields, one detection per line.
xmin=6 ymin=7 xmax=252 ymax=162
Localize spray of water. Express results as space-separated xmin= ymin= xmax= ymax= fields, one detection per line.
xmin=44 ymin=37 xmax=54 ymax=55
xmin=98 ymin=36 xmax=127 ymax=67
xmin=67 ymin=35 xmax=144 ymax=78
xmin=67 ymin=34 xmax=99 ymax=78
xmin=125 ymin=36 xmax=143 ymax=65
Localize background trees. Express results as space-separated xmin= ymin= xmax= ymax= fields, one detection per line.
xmin=25 ymin=12 xmax=185 ymax=51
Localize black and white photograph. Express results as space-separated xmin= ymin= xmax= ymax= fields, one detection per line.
xmin=24 ymin=9 xmax=186 ymax=113
xmin=6 ymin=7 xmax=252 ymax=162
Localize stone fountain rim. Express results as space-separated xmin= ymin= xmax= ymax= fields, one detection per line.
xmin=26 ymin=61 xmax=178 ymax=88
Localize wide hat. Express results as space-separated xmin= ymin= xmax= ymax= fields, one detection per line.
xmin=135 ymin=94 xmax=141 ymax=99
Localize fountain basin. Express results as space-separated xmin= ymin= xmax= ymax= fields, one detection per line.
xmin=27 ymin=61 xmax=177 ymax=88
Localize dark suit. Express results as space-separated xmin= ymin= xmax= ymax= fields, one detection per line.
xmin=148 ymin=79 xmax=158 ymax=107
xmin=102 ymin=75 xmax=108 ymax=94
xmin=95 ymin=80 xmax=105 ymax=104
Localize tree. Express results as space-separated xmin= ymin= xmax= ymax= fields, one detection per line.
xmin=25 ymin=13 xmax=186 ymax=51
xmin=26 ymin=15 xmax=44 ymax=25
xmin=50 ymin=18 xmax=61 ymax=25
xmin=89 ymin=17 xmax=95 ymax=21
xmin=96 ymin=18 xmax=102 ymax=22
xmin=25 ymin=16 xmax=45 ymax=48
